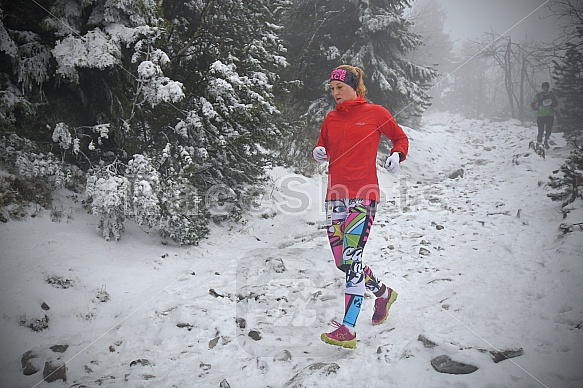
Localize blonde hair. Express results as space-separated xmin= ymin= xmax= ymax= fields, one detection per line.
xmin=337 ymin=64 xmax=368 ymax=99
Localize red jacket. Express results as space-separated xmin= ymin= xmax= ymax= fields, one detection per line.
xmin=316 ymin=96 xmax=409 ymax=201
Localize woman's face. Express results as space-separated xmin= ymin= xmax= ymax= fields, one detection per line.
xmin=330 ymin=80 xmax=357 ymax=105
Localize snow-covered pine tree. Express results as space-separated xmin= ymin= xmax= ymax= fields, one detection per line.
xmin=546 ymin=0 xmax=583 ymax=212
xmin=1 ymin=0 xmax=290 ymax=243
xmin=154 ymin=0 xmax=288 ymax=232
xmin=85 ymin=162 xmax=128 ymax=242
xmin=280 ymin=0 xmax=437 ymax=124
xmin=0 ymin=0 xmax=183 ymax=164
xmin=548 ymin=38 xmax=583 ymax=213
xmin=553 ymin=42 xmax=583 ymax=144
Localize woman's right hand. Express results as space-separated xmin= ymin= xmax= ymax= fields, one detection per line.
xmin=313 ymin=146 xmax=328 ymax=162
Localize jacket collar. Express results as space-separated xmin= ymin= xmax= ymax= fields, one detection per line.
xmin=336 ymin=95 xmax=367 ymax=112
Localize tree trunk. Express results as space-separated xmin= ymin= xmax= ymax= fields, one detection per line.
xmin=505 ymin=38 xmax=515 ymax=119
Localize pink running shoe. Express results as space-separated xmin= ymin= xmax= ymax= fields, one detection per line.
xmin=320 ymin=320 xmax=357 ymax=349
xmin=372 ymin=289 xmax=398 ymax=325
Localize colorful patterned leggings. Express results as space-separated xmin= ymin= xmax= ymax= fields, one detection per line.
xmin=326 ymin=198 xmax=388 ymax=327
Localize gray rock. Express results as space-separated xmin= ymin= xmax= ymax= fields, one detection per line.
xmin=209 ymin=336 xmax=220 ymax=349
xmin=449 ymin=168 xmax=464 ymax=179
xmin=43 ymin=361 xmax=67 ymax=382
xmin=267 ymin=257 xmax=286 ymax=273
xmin=417 ymin=334 xmax=438 ymax=348
xmin=19 ymin=314 xmax=49 ymax=332
xmin=273 ymin=350 xmax=292 ymax=362
xmin=219 ymin=378 xmax=231 ymax=388
xmin=50 ymin=345 xmax=68 ymax=353
xmin=419 ymin=247 xmax=431 ymax=256
xmin=490 ymin=348 xmax=523 ymax=363
xmin=284 ymin=363 xmax=340 ymax=387
xmin=235 ymin=317 xmax=246 ymax=329
xmin=129 ymin=359 xmax=152 ymax=367
xmin=248 ymin=330 xmax=261 ymax=340
xmin=431 ymin=355 xmax=478 ymax=374
xmin=21 ymin=350 xmax=40 ymax=376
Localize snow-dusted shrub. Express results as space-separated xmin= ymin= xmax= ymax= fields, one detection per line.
xmin=158 ymin=176 xmax=208 ymax=246
xmin=52 ymin=122 xmax=73 ymax=151
xmin=85 ymin=164 xmax=128 ymax=241
xmin=1 ymin=134 xmax=72 ymax=190
xmin=0 ymin=134 xmax=86 ymax=220
xmin=0 ymin=175 xmax=52 ymax=220
xmin=0 ymin=81 xmax=35 ymax=127
xmin=135 ymin=57 xmax=185 ymax=107
xmin=18 ymin=314 xmax=49 ymax=332
xmin=125 ymin=154 xmax=160 ymax=227
xmin=53 ymin=28 xmax=120 ymax=83
xmin=548 ymin=145 xmax=583 ymax=209
xmin=84 ymin=154 xmax=210 ymax=244
xmin=14 ymin=152 xmax=71 ymax=190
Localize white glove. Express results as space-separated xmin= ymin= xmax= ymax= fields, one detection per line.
xmin=384 ymin=152 xmax=401 ymax=174
xmin=313 ymin=146 xmax=328 ymax=162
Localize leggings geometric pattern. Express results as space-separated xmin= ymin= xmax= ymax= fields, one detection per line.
xmin=326 ymin=198 xmax=388 ymax=327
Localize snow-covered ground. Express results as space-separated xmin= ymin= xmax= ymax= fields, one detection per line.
xmin=1 ymin=113 xmax=582 ymax=388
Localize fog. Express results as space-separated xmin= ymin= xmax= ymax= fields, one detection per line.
xmin=440 ymin=0 xmax=561 ymax=51
xmin=407 ymin=0 xmax=570 ymax=121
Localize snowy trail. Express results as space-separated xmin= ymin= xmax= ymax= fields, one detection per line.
xmin=1 ymin=113 xmax=582 ymax=388
xmin=368 ymin=115 xmax=581 ymax=388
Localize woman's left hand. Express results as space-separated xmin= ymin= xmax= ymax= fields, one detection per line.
xmin=384 ymin=153 xmax=400 ymax=174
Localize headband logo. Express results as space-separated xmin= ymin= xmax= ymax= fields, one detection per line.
xmin=330 ymin=69 xmax=347 ymax=82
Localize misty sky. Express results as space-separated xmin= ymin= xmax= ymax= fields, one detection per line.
xmin=440 ymin=0 xmax=561 ymax=47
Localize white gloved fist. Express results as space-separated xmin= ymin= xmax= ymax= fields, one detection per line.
xmin=384 ymin=152 xmax=400 ymax=174
xmin=313 ymin=146 xmax=328 ymax=162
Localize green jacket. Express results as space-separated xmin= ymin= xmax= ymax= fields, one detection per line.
xmin=531 ymin=91 xmax=558 ymax=117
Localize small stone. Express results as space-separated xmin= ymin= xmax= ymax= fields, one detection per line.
xmin=273 ymin=350 xmax=292 ymax=362
xmin=308 ymin=362 xmax=339 ymax=375
xmin=449 ymin=168 xmax=464 ymax=179
xmin=209 ymin=288 xmax=224 ymax=298
xmin=431 ymin=355 xmax=478 ymax=374
xmin=267 ymin=257 xmax=286 ymax=273
xmin=209 ymin=336 xmax=220 ymax=349
xmin=490 ymin=348 xmax=523 ymax=363
xmin=235 ymin=318 xmax=246 ymax=329
xmin=419 ymin=247 xmax=431 ymax=256
xmin=21 ymin=351 xmax=40 ymax=376
xmin=417 ymin=334 xmax=438 ymax=348
xmin=248 ymin=330 xmax=261 ymax=341
xmin=219 ymin=378 xmax=231 ymax=388
xmin=129 ymin=359 xmax=151 ymax=367
xmin=50 ymin=345 xmax=69 ymax=353
xmin=41 ymin=302 xmax=50 ymax=311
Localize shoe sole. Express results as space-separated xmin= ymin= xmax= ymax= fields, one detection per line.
xmin=372 ymin=291 xmax=398 ymax=325
xmin=320 ymin=333 xmax=357 ymax=349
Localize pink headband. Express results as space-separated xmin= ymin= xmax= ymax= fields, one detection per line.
xmin=330 ymin=68 xmax=359 ymax=91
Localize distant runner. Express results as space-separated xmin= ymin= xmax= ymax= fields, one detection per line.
xmin=530 ymin=81 xmax=558 ymax=150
